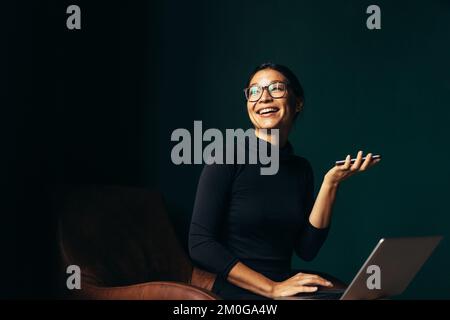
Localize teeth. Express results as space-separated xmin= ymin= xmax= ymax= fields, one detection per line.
xmin=258 ymin=107 xmax=278 ymax=114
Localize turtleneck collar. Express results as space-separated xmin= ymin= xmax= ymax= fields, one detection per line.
xmin=239 ymin=133 xmax=294 ymax=161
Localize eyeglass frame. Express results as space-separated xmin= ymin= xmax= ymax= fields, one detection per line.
xmin=243 ymin=80 xmax=290 ymax=102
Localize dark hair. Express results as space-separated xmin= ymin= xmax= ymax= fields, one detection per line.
xmin=247 ymin=62 xmax=305 ymax=105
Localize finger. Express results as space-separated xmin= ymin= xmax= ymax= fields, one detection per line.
xmin=277 ymin=288 xmax=303 ymax=297
xmin=293 ymin=271 xmax=322 ymax=279
xmin=365 ymin=157 xmax=381 ymax=170
xmin=369 ymin=158 xmax=381 ymax=166
xmin=310 ymin=275 xmax=333 ymax=286
xmin=292 ymin=273 xmax=315 ymax=281
xmin=305 ymin=276 xmax=334 ymax=287
xmin=301 ymin=273 xmax=333 ymax=286
xmin=277 ymin=285 xmax=317 ymax=297
xmin=298 ymin=286 xmax=318 ymax=293
xmin=295 ymin=272 xmax=315 ymax=277
xmin=341 ymin=154 xmax=351 ymax=170
xmin=302 ymin=274 xmax=329 ymax=282
xmin=298 ymin=277 xmax=333 ymax=287
xmin=350 ymin=150 xmax=363 ymax=171
xmin=360 ymin=152 xmax=372 ymax=171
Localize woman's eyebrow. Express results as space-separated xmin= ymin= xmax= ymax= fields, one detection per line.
xmin=249 ymin=80 xmax=285 ymax=87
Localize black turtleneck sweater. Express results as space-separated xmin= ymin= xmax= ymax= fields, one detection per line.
xmin=188 ymin=139 xmax=329 ymax=299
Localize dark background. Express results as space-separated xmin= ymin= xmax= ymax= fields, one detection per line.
xmin=2 ymin=0 xmax=449 ymax=298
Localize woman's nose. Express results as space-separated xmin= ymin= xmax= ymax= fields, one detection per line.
xmin=259 ymin=88 xmax=273 ymax=102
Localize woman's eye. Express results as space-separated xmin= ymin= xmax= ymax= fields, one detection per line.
xmin=249 ymin=87 xmax=260 ymax=96
xmin=269 ymin=84 xmax=281 ymax=91
xmin=269 ymin=83 xmax=284 ymax=92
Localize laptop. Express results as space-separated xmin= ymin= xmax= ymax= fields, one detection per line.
xmin=276 ymin=236 xmax=442 ymax=300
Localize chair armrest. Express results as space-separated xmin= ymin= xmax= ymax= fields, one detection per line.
xmin=70 ymin=281 xmax=221 ymax=300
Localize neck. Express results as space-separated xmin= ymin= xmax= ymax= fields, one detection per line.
xmin=255 ymin=127 xmax=289 ymax=148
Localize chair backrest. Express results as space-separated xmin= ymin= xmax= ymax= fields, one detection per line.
xmin=58 ymin=185 xmax=193 ymax=288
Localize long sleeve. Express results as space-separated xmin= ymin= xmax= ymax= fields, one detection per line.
xmin=294 ymin=159 xmax=329 ymax=261
xmin=188 ymin=164 xmax=239 ymax=279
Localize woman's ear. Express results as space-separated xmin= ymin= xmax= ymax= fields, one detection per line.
xmin=295 ymin=100 xmax=303 ymax=113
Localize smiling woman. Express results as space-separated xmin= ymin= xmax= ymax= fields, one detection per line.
xmin=188 ymin=62 xmax=381 ymax=300
xmin=244 ymin=63 xmax=305 ymax=146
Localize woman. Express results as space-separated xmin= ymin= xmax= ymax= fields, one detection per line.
xmin=188 ymin=62 xmax=380 ymax=299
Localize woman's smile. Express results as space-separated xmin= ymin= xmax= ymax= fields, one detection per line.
xmin=256 ymin=106 xmax=280 ymax=117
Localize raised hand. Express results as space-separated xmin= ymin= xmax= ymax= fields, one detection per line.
xmin=324 ymin=151 xmax=381 ymax=186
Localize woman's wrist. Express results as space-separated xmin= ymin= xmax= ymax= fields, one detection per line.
xmin=227 ymin=262 xmax=278 ymax=299
xmin=323 ymin=175 xmax=340 ymax=189
xmin=267 ymin=280 xmax=279 ymax=298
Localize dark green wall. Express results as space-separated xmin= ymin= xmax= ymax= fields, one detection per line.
xmin=152 ymin=0 xmax=450 ymax=299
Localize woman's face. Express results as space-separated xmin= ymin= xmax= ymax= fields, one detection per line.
xmin=246 ymin=69 xmax=300 ymax=132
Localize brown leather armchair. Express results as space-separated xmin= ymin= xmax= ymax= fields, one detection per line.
xmin=57 ymin=185 xmax=218 ymax=300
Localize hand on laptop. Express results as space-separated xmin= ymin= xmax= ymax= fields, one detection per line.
xmin=270 ymin=272 xmax=333 ymax=298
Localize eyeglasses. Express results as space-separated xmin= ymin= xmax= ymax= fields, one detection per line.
xmin=244 ymin=81 xmax=289 ymax=102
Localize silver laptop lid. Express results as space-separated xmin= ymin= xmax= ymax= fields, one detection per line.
xmin=341 ymin=236 xmax=442 ymax=300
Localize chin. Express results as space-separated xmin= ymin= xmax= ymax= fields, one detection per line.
xmin=257 ymin=119 xmax=282 ymax=130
